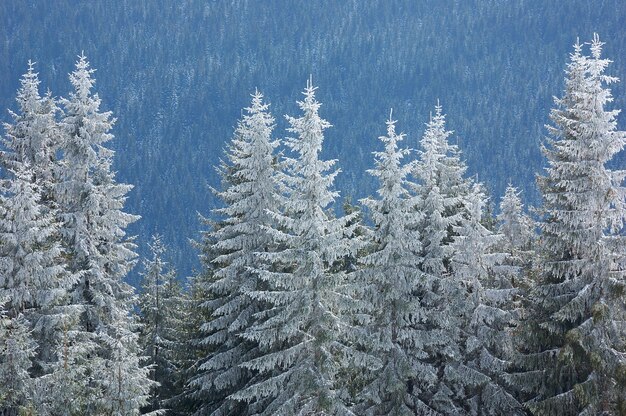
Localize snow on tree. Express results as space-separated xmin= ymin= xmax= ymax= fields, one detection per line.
xmin=234 ymin=79 xmax=361 ymax=415
xmin=412 ymin=102 xmax=472 ymax=279
xmin=188 ymin=90 xmax=281 ymax=416
xmin=444 ymin=184 xmax=523 ymax=415
xmin=1 ymin=60 xmax=60 ymax=197
xmin=138 ymin=234 xmax=186 ymax=413
xmin=0 ymin=61 xmax=81 ymax=416
xmin=0 ymin=308 xmax=37 ymax=415
xmin=56 ymin=53 xmax=152 ymax=414
xmin=407 ymin=105 xmax=522 ymax=414
xmin=0 ymin=162 xmax=74 ymax=373
xmin=497 ymin=185 xmax=534 ymax=257
xmin=496 ymin=185 xmax=535 ymax=305
xmin=409 ymin=103 xmax=479 ymax=413
xmin=510 ymin=35 xmax=626 ymax=415
xmin=0 ymin=61 xmax=75 ymax=377
xmin=354 ymin=112 xmax=439 ymax=415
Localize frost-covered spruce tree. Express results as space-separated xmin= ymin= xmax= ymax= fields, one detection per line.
xmin=56 ymin=54 xmax=152 ymax=414
xmin=498 ymin=186 xmax=534 ymax=257
xmin=0 ymin=309 xmax=37 ymax=415
xmin=410 ymin=104 xmax=476 ymax=413
xmin=138 ymin=235 xmax=186 ymax=413
xmin=355 ymin=112 xmax=439 ymax=415
xmin=0 ymin=62 xmax=75 ymax=381
xmin=189 ymin=90 xmax=281 ymax=416
xmin=444 ymin=185 xmax=523 ymax=415
xmin=413 ymin=103 xmax=472 ymax=280
xmin=1 ymin=61 xmax=60 ymax=197
xmin=497 ymin=185 xmax=535 ymax=293
xmin=510 ymin=36 xmax=626 ymax=415
xmin=234 ymin=80 xmax=360 ymax=415
xmin=0 ymin=162 xmax=73 ymax=373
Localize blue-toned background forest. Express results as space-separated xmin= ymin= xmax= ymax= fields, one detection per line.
xmin=1 ymin=0 xmax=625 ymax=281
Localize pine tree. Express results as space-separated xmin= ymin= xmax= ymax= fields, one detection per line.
xmin=510 ymin=35 xmax=626 ymax=415
xmin=0 ymin=163 xmax=72 ymax=368
xmin=56 ymin=53 xmax=152 ymax=414
xmin=0 ymin=310 xmax=37 ymax=415
xmin=138 ymin=235 xmax=186 ymax=413
xmin=497 ymin=185 xmax=535 ymax=296
xmin=412 ymin=103 xmax=472 ymax=280
xmin=498 ymin=186 xmax=534 ymax=258
xmin=234 ymin=80 xmax=360 ymax=415
xmin=447 ymin=185 xmax=523 ymax=415
xmin=355 ymin=112 xmax=439 ymax=415
xmin=0 ymin=63 xmax=75 ymax=415
xmin=160 ymin=282 xmax=193 ymax=416
xmin=1 ymin=60 xmax=60 ymax=197
xmin=411 ymin=103 xmax=476 ymax=413
xmin=189 ymin=90 xmax=281 ymax=415
xmin=176 ymin=272 xmax=215 ymax=416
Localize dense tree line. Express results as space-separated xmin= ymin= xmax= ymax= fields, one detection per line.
xmin=2 ymin=0 xmax=624 ymax=279
xmin=0 ymin=56 xmax=153 ymax=415
xmin=1 ymin=35 xmax=626 ymax=415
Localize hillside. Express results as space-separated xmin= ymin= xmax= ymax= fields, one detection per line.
xmin=1 ymin=0 xmax=625 ymax=278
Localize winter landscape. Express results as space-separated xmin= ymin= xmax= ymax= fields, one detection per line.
xmin=2 ymin=1 xmax=626 ymax=415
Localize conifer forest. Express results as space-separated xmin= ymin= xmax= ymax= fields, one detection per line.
xmin=3 ymin=1 xmax=626 ymax=415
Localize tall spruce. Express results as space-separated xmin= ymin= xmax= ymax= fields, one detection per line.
xmin=0 ymin=292 xmax=32 ymax=414
xmin=1 ymin=61 xmax=59 ymax=196
xmin=56 ymin=54 xmax=152 ymax=414
xmin=0 ymin=310 xmax=36 ymax=415
xmin=0 ymin=165 xmax=69 ymax=365
xmin=138 ymin=235 xmax=186 ymax=414
xmin=0 ymin=63 xmax=75 ymax=415
xmin=497 ymin=186 xmax=534 ymax=259
xmin=447 ymin=185 xmax=523 ymax=415
xmin=355 ymin=112 xmax=439 ymax=414
xmin=177 ymin=272 xmax=215 ymax=416
xmin=496 ymin=185 xmax=535 ymax=297
xmin=189 ymin=90 xmax=280 ymax=415
xmin=234 ymin=80 xmax=360 ymax=415
xmin=510 ymin=35 xmax=626 ymax=415
xmin=411 ymin=104 xmax=476 ymax=413
xmin=412 ymin=103 xmax=472 ymax=279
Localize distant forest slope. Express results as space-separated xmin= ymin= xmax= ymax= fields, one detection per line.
xmin=1 ymin=0 xmax=625 ymax=279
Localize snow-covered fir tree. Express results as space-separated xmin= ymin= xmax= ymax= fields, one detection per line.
xmin=0 ymin=309 xmax=37 ymax=415
xmin=496 ymin=185 xmax=535 ymax=301
xmin=410 ymin=103 xmax=477 ymax=413
xmin=234 ymin=80 xmax=361 ymax=415
xmin=55 ymin=54 xmax=152 ymax=414
xmin=0 ymin=64 xmax=76 ymax=415
xmin=497 ymin=185 xmax=534 ymax=259
xmin=1 ymin=60 xmax=60 ymax=197
xmin=0 ymin=162 xmax=73 ymax=372
xmin=0 ymin=59 xmax=74 ymax=364
xmin=189 ymin=90 xmax=281 ymax=416
xmin=497 ymin=186 xmax=534 ymax=271
xmin=138 ymin=235 xmax=186 ymax=414
xmin=446 ymin=185 xmax=523 ymax=415
xmin=510 ymin=35 xmax=626 ymax=415
xmin=412 ymin=103 xmax=472 ymax=280
xmin=354 ymin=112 xmax=439 ymax=414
